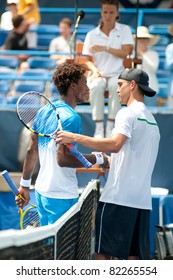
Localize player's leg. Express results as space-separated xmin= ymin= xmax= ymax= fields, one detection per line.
xmin=128 ymin=209 xmax=150 ymax=260
xmin=95 ymin=202 xmax=140 ymax=260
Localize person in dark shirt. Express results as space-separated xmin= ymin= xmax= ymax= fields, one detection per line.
xmin=4 ymin=14 xmax=29 ymax=61
xmin=5 ymin=14 xmax=28 ymax=50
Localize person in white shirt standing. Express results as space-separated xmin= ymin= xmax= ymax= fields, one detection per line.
xmin=82 ymin=0 xmax=134 ymax=138
xmin=56 ymin=68 xmax=160 ymax=260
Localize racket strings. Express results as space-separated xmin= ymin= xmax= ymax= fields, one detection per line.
xmin=23 ymin=209 xmax=40 ymax=229
xmin=18 ymin=93 xmax=58 ymax=135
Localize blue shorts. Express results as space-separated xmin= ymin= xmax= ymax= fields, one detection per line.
xmin=35 ymin=190 xmax=78 ymax=226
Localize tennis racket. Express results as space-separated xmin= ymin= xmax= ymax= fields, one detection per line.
xmin=1 ymin=170 xmax=39 ymax=230
xmin=16 ymin=91 xmax=92 ymax=168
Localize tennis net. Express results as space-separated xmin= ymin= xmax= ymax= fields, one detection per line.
xmin=0 ymin=179 xmax=100 ymax=260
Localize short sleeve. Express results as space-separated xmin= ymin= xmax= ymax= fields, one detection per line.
xmin=63 ymin=114 xmax=82 ymax=134
xmin=62 ymin=115 xmax=82 ymax=148
xmin=82 ymin=32 xmax=93 ymax=56
xmin=121 ymin=25 xmax=134 ymax=45
xmin=113 ymin=107 xmax=134 ymax=139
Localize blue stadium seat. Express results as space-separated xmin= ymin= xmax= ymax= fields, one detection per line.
xmin=50 ymin=84 xmax=60 ymax=101
xmin=0 ymin=69 xmax=16 ymax=80
xmin=72 ymin=24 xmax=96 ymax=35
xmin=158 ymin=58 xmax=166 ymax=70
xmin=27 ymin=57 xmax=57 ymax=70
xmin=0 ymin=28 xmax=8 ymax=47
xmin=157 ymin=35 xmax=170 ymax=46
xmin=21 ymin=69 xmax=50 ymax=80
xmin=0 ymin=81 xmax=10 ymax=95
xmin=37 ymin=34 xmax=56 ymax=50
xmin=14 ymin=81 xmax=45 ymax=94
xmin=160 ymin=195 xmax=173 ymax=226
xmin=7 ymin=95 xmax=19 ymax=105
xmin=148 ymin=24 xmax=169 ymax=35
xmin=157 ymin=84 xmax=168 ymax=99
xmin=30 ymin=24 xmax=58 ymax=35
xmin=157 ymin=69 xmax=170 ymax=80
xmin=0 ymin=81 xmax=10 ymax=104
xmin=0 ymin=56 xmax=19 ymax=69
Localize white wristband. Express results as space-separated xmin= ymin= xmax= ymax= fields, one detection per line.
xmin=20 ymin=178 xmax=31 ymax=187
xmin=94 ymin=153 xmax=104 ymax=165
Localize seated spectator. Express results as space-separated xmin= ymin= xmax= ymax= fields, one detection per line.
xmin=165 ymin=23 xmax=173 ymax=107
xmin=134 ymin=26 xmax=160 ymax=106
xmin=82 ymin=0 xmax=134 ymax=138
xmin=0 ymin=0 xmax=18 ymax=30
xmin=3 ymin=14 xmax=29 ymax=75
xmin=49 ymin=17 xmax=73 ymax=65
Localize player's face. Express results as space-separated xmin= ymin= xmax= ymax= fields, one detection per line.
xmin=101 ymin=4 xmax=118 ymax=26
xmin=74 ymin=75 xmax=90 ymax=104
xmin=117 ymin=79 xmax=131 ymax=105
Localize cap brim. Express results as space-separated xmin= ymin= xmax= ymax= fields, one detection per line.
xmin=138 ymin=83 xmax=156 ymax=97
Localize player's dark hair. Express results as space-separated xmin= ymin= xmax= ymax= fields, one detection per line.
xmin=53 ymin=62 xmax=88 ymax=96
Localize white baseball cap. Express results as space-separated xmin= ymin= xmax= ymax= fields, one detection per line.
xmin=7 ymin=0 xmax=18 ymax=4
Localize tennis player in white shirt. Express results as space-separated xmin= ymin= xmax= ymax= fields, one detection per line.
xmin=56 ymin=68 xmax=160 ymax=260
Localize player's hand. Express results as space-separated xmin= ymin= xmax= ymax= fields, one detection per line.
xmin=100 ymin=155 xmax=110 ymax=171
xmin=15 ymin=186 xmax=30 ymax=208
xmin=55 ymin=131 xmax=75 ymax=144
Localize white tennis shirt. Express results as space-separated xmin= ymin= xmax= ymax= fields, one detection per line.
xmin=82 ymin=22 xmax=134 ymax=77
xmin=100 ymin=102 xmax=160 ymax=210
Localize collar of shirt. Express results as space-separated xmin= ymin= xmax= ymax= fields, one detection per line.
xmin=96 ymin=22 xmax=120 ymax=37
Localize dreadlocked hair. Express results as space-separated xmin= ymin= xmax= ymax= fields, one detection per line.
xmin=53 ymin=62 xmax=89 ymax=96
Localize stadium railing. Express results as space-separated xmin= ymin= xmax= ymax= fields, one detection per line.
xmin=0 ymin=179 xmax=100 ymax=260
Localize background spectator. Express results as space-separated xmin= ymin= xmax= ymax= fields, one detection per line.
xmin=3 ymin=15 xmax=29 ymax=76
xmin=134 ymin=26 xmax=160 ymax=106
xmin=0 ymin=0 xmax=18 ymax=30
xmin=82 ymin=0 xmax=134 ymax=138
xmin=49 ymin=17 xmax=73 ymax=64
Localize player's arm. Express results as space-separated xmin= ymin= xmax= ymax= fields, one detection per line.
xmin=16 ymin=132 xmax=38 ymax=208
xmin=57 ymin=144 xmax=109 ymax=169
xmin=56 ymin=131 xmax=127 ymax=153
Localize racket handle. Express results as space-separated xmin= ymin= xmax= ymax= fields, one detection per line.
xmin=66 ymin=144 xmax=92 ymax=169
xmin=1 ymin=170 xmax=20 ymax=195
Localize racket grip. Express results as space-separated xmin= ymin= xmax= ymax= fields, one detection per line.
xmin=67 ymin=144 xmax=92 ymax=169
xmin=1 ymin=170 xmax=20 ymax=195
